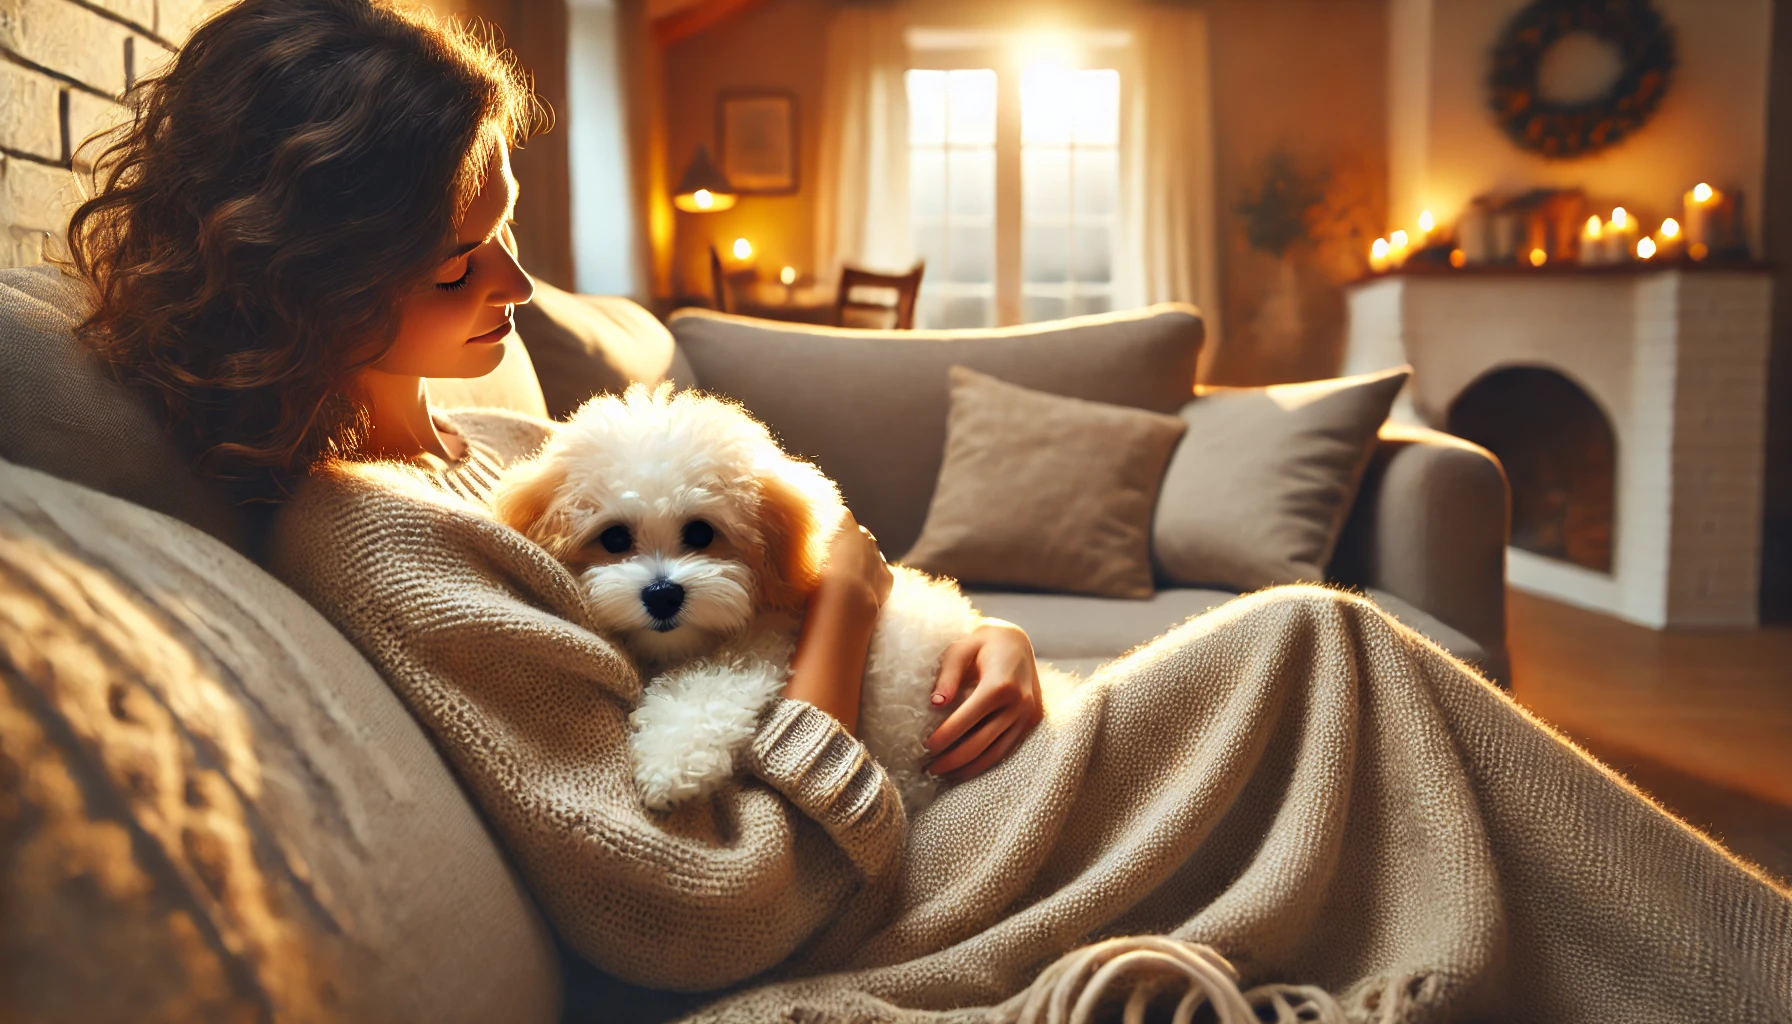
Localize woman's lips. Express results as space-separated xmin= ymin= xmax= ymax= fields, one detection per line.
xmin=468 ymin=318 xmax=514 ymax=344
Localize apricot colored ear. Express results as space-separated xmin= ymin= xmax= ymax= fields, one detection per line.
xmin=491 ymin=457 xmax=568 ymax=550
xmin=752 ymin=458 xmax=841 ymax=613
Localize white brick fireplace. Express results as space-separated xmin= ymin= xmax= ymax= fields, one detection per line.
xmin=1345 ymin=267 xmax=1772 ymax=628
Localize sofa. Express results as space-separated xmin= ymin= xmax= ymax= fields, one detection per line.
xmin=0 ymin=263 xmax=1507 ymax=1021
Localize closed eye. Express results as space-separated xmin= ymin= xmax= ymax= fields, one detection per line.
xmin=436 ymin=263 xmax=472 ymax=292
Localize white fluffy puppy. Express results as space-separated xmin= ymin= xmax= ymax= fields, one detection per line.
xmin=492 ymin=384 xmax=981 ymax=813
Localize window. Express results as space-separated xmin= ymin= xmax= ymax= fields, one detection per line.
xmin=906 ymin=34 xmax=1126 ymax=329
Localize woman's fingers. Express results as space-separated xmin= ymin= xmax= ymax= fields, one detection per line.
xmin=931 ymin=638 xmax=979 ymax=708
xmin=823 ymin=511 xmax=893 ymax=606
xmin=938 ymin=718 xmax=1029 ymax=783
xmin=927 ymin=705 xmax=1021 ymax=776
xmin=926 ymin=671 xmax=1015 ymax=753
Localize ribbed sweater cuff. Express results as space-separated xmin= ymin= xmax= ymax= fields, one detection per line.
xmin=747 ymin=699 xmax=893 ymax=833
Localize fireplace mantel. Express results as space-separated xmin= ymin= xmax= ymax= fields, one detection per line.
xmin=1343 ymin=267 xmax=1772 ymax=628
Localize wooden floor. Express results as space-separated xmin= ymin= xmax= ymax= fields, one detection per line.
xmin=1506 ymin=589 xmax=1792 ymax=883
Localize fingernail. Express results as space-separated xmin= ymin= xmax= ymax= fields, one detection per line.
xmin=930 ymin=693 xmax=946 ymax=705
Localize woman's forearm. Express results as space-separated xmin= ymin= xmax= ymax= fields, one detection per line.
xmin=783 ymin=577 xmax=879 ymax=733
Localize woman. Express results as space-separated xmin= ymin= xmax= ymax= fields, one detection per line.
xmin=67 ymin=1 xmax=1790 ymax=1021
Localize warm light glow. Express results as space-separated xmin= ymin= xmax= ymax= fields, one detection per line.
xmin=1660 ymin=217 xmax=1680 ymax=238
xmin=1371 ymin=238 xmax=1390 ymax=259
xmin=692 ymin=189 xmax=714 ymax=210
xmin=1583 ymin=215 xmax=1604 ymax=239
xmin=1529 ymin=248 xmax=1548 ymax=267
xmin=1636 ymin=237 xmax=1657 ymax=259
xmin=1690 ymin=241 xmax=1710 ymax=260
xmin=779 ymin=265 xmax=796 ymax=286
xmin=1693 ymin=182 xmax=1715 ymax=203
xmin=1611 ymin=207 xmax=1629 ymax=230
xmin=1418 ymin=210 xmax=1435 ymax=233
xmin=732 ymin=237 xmax=753 ymax=260
xmin=1449 ymin=248 xmax=1467 ymax=268
xmin=1017 ymin=31 xmax=1080 ymax=74
xmin=1390 ymin=229 xmax=1409 ymax=250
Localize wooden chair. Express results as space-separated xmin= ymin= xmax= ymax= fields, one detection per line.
xmin=834 ymin=262 xmax=924 ymax=330
xmin=708 ymin=244 xmax=732 ymax=313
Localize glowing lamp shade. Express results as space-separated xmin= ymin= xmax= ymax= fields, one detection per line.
xmin=673 ymin=145 xmax=737 ymax=213
xmin=732 ymin=237 xmax=753 ymax=260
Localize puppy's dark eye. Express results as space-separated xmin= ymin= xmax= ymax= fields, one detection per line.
xmin=682 ymin=520 xmax=715 ymax=550
xmin=598 ymin=525 xmax=633 ymax=553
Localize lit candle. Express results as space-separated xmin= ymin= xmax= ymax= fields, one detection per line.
xmin=1636 ymin=236 xmax=1657 ymax=260
xmin=1390 ymin=229 xmax=1410 ymax=267
xmin=1580 ymin=215 xmax=1605 ymax=265
xmin=1655 ymin=217 xmax=1682 ymax=261
xmin=1607 ymin=207 xmax=1635 ymax=262
xmin=779 ymin=265 xmax=797 ymax=286
xmin=1683 ymin=182 xmax=1718 ymax=254
xmin=1529 ymin=248 xmax=1548 ymax=268
xmin=1370 ymin=237 xmax=1390 ymax=273
xmin=732 ymin=237 xmax=754 ymax=261
xmin=1417 ymin=210 xmax=1436 ymax=246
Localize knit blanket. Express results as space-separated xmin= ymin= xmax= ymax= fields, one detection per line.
xmin=690 ymin=586 xmax=1792 ymax=1023
xmin=268 ymin=411 xmax=1791 ymax=1024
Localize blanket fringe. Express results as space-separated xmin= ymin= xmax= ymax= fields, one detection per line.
xmin=988 ymin=937 xmax=1347 ymax=1024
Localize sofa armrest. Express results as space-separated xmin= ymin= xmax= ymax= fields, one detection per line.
xmin=1330 ymin=423 xmax=1511 ymax=683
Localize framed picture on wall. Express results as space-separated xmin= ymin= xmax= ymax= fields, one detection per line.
xmin=718 ymin=90 xmax=797 ymax=195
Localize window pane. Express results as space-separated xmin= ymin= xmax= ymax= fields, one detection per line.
xmin=1072 ymin=149 xmax=1117 ymax=218
xmin=948 ymin=224 xmax=993 ymax=283
xmin=1024 ymin=294 xmax=1068 ymax=323
xmin=1020 ymin=66 xmax=1075 ymax=145
xmin=1023 ymin=148 xmax=1070 ymax=220
xmin=1073 ymin=292 xmax=1113 ymax=318
xmin=906 ymin=70 xmax=946 ymax=145
xmin=912 ymin=222 xmax=945 ymax=266
xmin=947 ymin=70 xmax=996 ymax=145
xmin=939 ymin=295 xmax=993 ymax=329
xmin=910 ymin=149 xmax=945 ymax=220
xmin=1074 ymin=225 xmax=1112 ymax=282
xmin=1073 ymin=69 xmax=1120 ymax=145
xmin=1024 ymin=224 xmax=1070 ymax=283
xmin=947 ymin=148 xmax=994 ymax=217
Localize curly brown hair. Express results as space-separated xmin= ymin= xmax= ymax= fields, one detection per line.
xmin=65 ymin=0 xmax=543 ymax=502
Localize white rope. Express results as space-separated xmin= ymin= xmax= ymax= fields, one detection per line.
xmin=989 ymin=936 xmax=1348 ymax=1024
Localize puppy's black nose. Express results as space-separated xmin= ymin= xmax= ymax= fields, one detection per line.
xmin=641 ymin=579 xmax=685 ymax=622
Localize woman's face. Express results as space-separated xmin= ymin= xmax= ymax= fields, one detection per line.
xmin=376 ymin=143 xmax=534 ymax=379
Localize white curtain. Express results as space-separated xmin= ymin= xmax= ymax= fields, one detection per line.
xmin=1115 ymin=6 xmax=1221 ymax=380
xmin=813 ymin=5 xmax=912 ymax=282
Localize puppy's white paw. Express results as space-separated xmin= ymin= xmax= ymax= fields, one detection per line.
xmin=628 ymin=651 xmax=790 ymax=810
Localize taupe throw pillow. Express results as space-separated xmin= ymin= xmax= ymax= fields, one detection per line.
xmin=902 ymin=367 xmax=1187 ymax=599
xmin=1152 ymin=366 xmax=1411 ymax=591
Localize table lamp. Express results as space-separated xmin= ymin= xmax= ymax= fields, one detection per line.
xmin=673 ymin=145 xmax=736 ymax=213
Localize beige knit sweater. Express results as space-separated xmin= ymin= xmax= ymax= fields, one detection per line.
xmin=271 ymin=410 xmax=1792 ymax=1023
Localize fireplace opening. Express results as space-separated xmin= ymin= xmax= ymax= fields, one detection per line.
xmin=1447 ymin=366 xmax=1616 ymax=573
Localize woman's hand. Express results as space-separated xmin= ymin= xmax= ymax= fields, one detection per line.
xmin=925 ymin=619 xmax=1045 ymax=782
xmin=782 ymin=513 xmax=892 ymax=734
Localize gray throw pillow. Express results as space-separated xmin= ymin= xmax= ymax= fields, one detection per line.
xmin=0 ymin=456 xmax=560 ymax=1023
xmin=671 ymin=304 xmax=1203 ymax=555
xmin=1152 ymin=366 xmax=1412 ymax=591
xmin=514 ymin=277 xmax=696 ymax=420
xmin=0 ymin=264 xmax=247 ymax=549
xmin=904 ymin=367 xmax=1187 ymax=599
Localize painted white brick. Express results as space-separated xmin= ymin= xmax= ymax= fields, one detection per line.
xmin=1345 ymin=267 xmax=1772 ymax=628
xmin=0 ymin=0 xmax=137 ymax=96
xmin=0 ymin=152 xmax=78 ymax=264
xmin=0 ymin=61 xmax=61 ymax=161
xmin=66 ymin=89 xmax=127 ymax=168
xmin=87 ymin=0 xmax=155 ymax=32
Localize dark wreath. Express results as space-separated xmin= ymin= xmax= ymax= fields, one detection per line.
xmin=1487 ymin=0 xmax=1676 ymax=160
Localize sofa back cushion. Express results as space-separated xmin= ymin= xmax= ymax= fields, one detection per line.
xmin=514 ymin=278 xmax=696 ymax=420
xmin=0 ymin=456 xmax=561 ymax=1023
xmin=670 ymin=304 xmax=1203 ymax=555
xmin=0 ymin=264 xmax=248 ymax=549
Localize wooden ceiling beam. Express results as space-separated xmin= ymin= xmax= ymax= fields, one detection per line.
xmin=652 ymin=0 xmax=770 ymax=47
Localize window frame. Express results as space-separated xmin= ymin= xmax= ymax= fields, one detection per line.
xmin=907 ymin=30 xmax=1133 ymax=327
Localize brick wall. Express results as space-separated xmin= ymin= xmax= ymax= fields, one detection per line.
xmin=0 ymin=0 xmax=216 ymax=268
